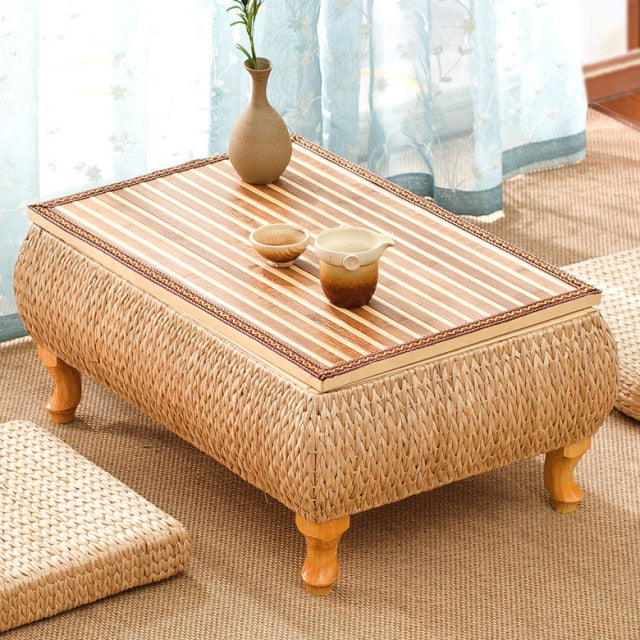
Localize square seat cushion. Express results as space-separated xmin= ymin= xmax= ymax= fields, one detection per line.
xmin=564 ymin=248 xmax=640 ymax=421
xmin=0 ymin=420 xmax=191 ymax=632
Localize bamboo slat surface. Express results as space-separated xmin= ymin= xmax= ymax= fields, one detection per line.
xmin=28 ymin=136 xmax=599 ymax=390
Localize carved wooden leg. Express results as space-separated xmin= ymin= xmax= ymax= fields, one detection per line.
xmin=544 ymin=437 xmax=592 ymax=513
xmin=295 ymin=513 xmax=350 ymax=595
xmin=37 ymin=345 xmax=82 ymax=424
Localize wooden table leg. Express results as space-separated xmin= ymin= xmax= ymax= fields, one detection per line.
xmin=37 ymin=345 xmax=82 ymax=424
xmin=295 ymin=513 xmax=350 ymax=595
xmin=544 ymin=437 xmax=592 ymax=513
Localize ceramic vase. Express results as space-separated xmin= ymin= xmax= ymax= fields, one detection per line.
xmin=228 ymin=57 xmax=292 ymax=185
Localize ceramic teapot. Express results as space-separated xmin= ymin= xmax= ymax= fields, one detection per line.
xmin=314 ymin=226 xmax=394 ymax=308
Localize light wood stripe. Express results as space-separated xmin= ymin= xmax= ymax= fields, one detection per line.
xmin=64 ymin=194 xmax=393 ymax=362
xmin=168 ymin=172 xmax=454 ymax=334
xmin=59 ymin=201 xmax=354 ymax=365
xmin=289 ymin=145 xmax=571 ymax=294
xmin=266 ymin=175 xmax=512 ymax=317
xmin=173 ymin=169 xmax=493 ymax=328
xmin=197 ymin=162 xmax=555 ymax=309
xmin=62 ymin=189 xmax=427 ymax=357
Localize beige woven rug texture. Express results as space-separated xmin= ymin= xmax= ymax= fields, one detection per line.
xmin=1 ymin=108 xmax=639 ymax=639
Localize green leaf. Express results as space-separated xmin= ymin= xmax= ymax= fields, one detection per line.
xmin=236 ymin=44 xmax=252 ymax=60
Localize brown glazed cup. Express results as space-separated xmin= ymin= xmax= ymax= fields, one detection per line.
xmin=314 ymin=226 xmax=394 ymax=308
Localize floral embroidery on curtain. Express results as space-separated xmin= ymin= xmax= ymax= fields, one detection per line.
xmin=211 ymin=0 xmax=586 ymax=218
xmin=0 ymin=1 xmax=213 ymax=340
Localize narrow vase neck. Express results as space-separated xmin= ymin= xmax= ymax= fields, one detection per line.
xmin=246 ymin=58 xmax=272 ymax=108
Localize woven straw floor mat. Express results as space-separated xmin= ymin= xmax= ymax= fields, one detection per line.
xmin=1 ymin=108 xmax=639 ymax=638
xmin=564 ymin=248 xmax=640 ymax=421
xmin=0 ymin=420 xmax=191 ymax=633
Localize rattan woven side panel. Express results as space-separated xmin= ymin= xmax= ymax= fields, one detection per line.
xmin=14 ymin=227 xmax=618 ymax=523
xmin=14 ymin=227 xmax=319 ymax=519
xmin=307 ymin=311 xmax=618 ymax=520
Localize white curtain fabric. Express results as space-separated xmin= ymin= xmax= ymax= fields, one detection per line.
xmin=0 ymin=0 xmax=586 ymax=341
xmin=0 ymin=0 xmax=214 ymax=340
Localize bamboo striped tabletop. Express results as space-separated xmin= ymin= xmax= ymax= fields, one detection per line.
xmin=28 ymin=136 xmax=600 ymax=391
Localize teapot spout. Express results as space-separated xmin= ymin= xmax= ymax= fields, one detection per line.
xmin=373 ymin=235 xmax=395 ymax=256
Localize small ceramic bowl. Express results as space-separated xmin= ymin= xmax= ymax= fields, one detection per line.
xmin=249 ymin=223 xmax=311 ymax=267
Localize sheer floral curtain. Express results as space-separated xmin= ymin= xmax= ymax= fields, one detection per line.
xmin=0 ymin=0 xmax=586 ymax=342
xmin=0 ymin=0 xmax=214 ymax=341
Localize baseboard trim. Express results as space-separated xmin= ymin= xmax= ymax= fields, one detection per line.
xmin=0 ymin=313 xmax=27 ymax=342
xmin=584 ymin=50 xmax=640 ymax=102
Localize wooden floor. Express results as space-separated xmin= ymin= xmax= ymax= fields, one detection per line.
xmin=592 ymin=88 xmax=640 ymax=128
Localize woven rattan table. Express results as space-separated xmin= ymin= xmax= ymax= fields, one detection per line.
xmin=14 ymin=137 xmax=618 ymax=594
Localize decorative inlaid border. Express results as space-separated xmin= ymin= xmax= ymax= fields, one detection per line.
xmin=29 ymin=137 xmax=600 ymax=382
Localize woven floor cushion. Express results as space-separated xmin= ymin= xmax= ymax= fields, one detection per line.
xmin=564 ymin=248 xmax=640 ymax=421
xmin=0 ymin=420 xmax=191 ymax=633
